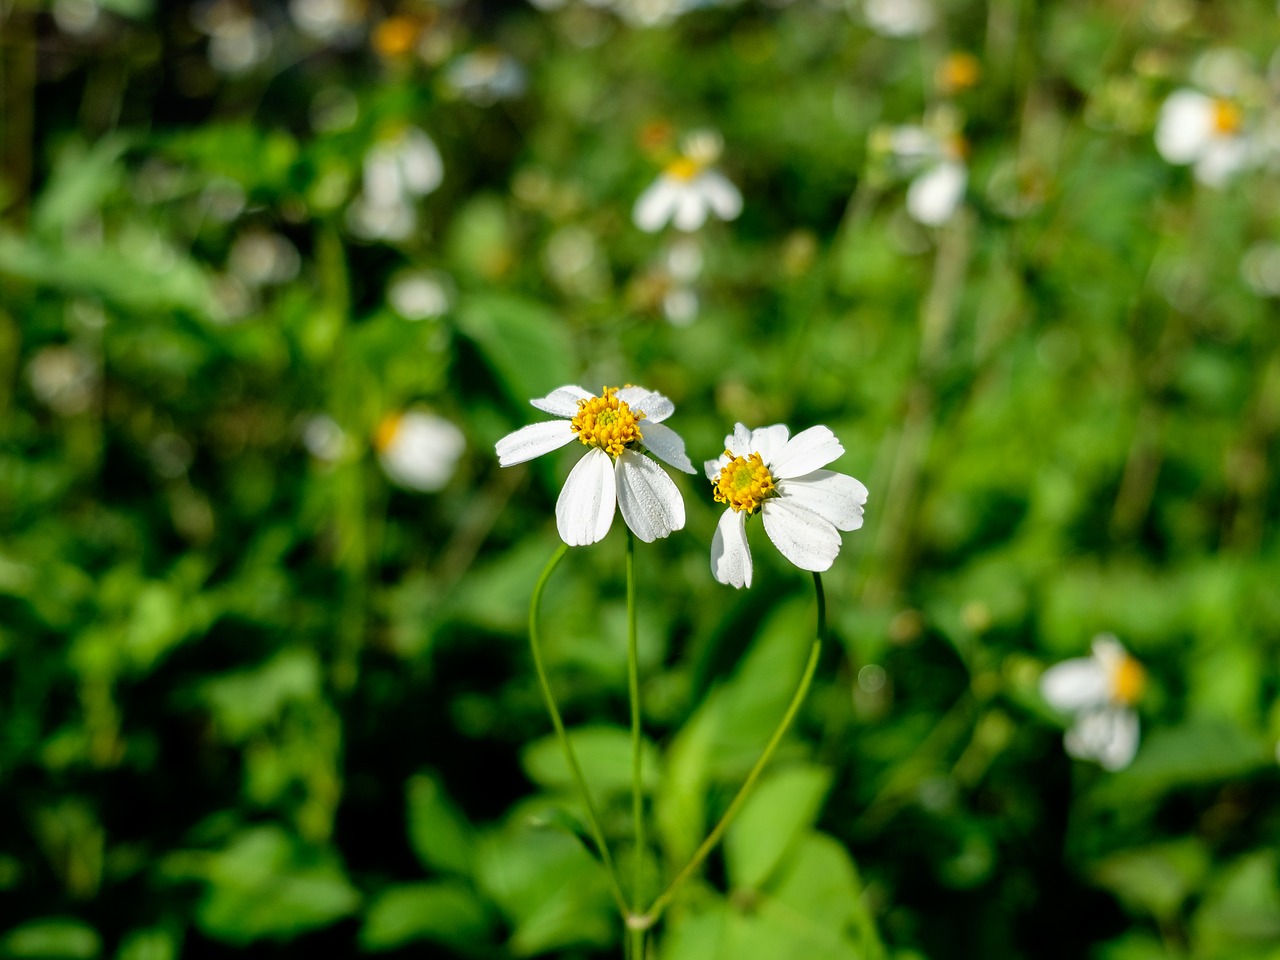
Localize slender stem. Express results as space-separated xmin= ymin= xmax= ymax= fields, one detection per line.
xmin=529 ymin=544 xmax=630 ymax=917
xmin=639 ymin=573 xmax=827 ymax=926
xmin=625 ymin=530 xmax=645 ymax=912
xmin=628 ymin=926 xmax=645 ymax=960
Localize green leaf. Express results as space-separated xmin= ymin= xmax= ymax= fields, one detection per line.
xmin=161 ymin=826 xmax=359 ymax=943
xmin=114 ymin=929 xmax=177 ymax=960
xmin=1091 ymin=839 xmax=1211 ymax=921
xmin=32 ymin=137 xmax=128 ymax=238
xmin=770 ymin=832 xmax=880 ymax=956
xmin=0 ymin=919 xmax=100 ymax=959
xmin=199 ymin=649 xmax=322 ymax=742
xmin=454 ymin=293 xmax=574 ymax=410
xmin=406 ymin=773 xmax=474 ymax=876
xmin=521 ymin=725 xmax=660 ymax=797
xmin=724 ymin=764 xmax=831 ymax=891
xmin=474 ymin=816 xmax=614 ymax=956
xmin=0 ymin=232 xmax=214 ymax=318
xmin=1192 ymin=851 xmax=1280 ymax=954
xmin=359 ymin=881 xmax=490 ymax=951
xmin=1089 ymin=719 xmax=1269 ymax=805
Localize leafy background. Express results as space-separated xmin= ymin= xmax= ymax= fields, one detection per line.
xmin=3 ymin=0 xmax=1280 ymax=957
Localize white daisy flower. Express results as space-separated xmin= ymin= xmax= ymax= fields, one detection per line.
xmin=863 ymin=0 xmax=934 ymax=37
xmin=1155 ymin=88 xmax=1251 ymax=187
xmin=704 ymin=423 xmax=868 ymax=589
xmin=887 ymin=125 xmax=968 ymax=226
xmin=446 ymin=50 xmax=527 ymax=105
xmin=496 ymin=385 xmax=696 ymax=546
xmin=376 ymin=410 xmax=466 ymax=492
xmin=347 ymin=127 xmax=444 ymax=241
xmin=1040 ymin=634 xmax=1145 ymax=771
xmin=633 ymin=133 xmax=742 ymax=233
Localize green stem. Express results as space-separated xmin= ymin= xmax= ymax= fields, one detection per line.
xmin=529 ymin=544 xmax=630 ymax=917
xmin=626 ymin=530 xmax=645 ymax=912
xmin=638 ymin=573 xmax=827 ymax=927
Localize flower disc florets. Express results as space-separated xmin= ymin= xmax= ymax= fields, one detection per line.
xmin=570 ymin=387 xmax=646 ymax=457
xmin=712 ymin=450 xmax=776 ymax=514
xmin=1110 ymin=653 xmax=1146 ymax=707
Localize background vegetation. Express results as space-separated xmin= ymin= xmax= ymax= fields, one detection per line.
xmin=3 ymin=0 xmax=1280 ymax=957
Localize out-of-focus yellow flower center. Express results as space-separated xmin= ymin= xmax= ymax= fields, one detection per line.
xmin=374 ymin=413 xmax=402 ymax=452
xmin=571 ymin=387 xmax=645 ymax=457
xmin=939 ymin=52 xmax=981 ymax=93
xmin=712 ymin=451 xmax=776 ymax=514
xmin=1212 ymin=98 xmax=1243 ymax=135
xmin=665 ymin=157 xmax=702 ymax=181
xmin=1110 ymin=654 xmax=1146 ymax=706
xmin=373 ymin=15 xmax=422 ymax=58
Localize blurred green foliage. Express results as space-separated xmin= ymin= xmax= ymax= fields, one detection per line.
xmin=2 ymin=0 xmax=1280 ymax=957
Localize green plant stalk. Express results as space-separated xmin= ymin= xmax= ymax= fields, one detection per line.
xmin=626 ymin=529 xmax=645 ymax=959
xmin=529 ymin=543 xmax=630 ymax=918
xmin=637 ymin=572 xmax=827 ymax=928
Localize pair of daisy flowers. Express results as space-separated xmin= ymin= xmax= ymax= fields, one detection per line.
xmin=495 ymin=384 xmax=868 ymax=588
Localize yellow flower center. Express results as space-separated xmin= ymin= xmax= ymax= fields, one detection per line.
xmin=571 ymin=387 xmax=645 ymax=457
xmin=665 ymin=156 xmax=702 ymax=181
xmin=1110 ymin=654 xmax=1146 ymax=706
xmin=374 ymin=413 xmax=402 ymax=452
xmin=712 ymin=451 xmax=777 ymax=514
xmin=373 ymin=15 xmax=423 ymax=58
xmin=939 ymin=52 xmax=981 ymax=93
xmin=1212 ymin=98 xmax=1242 ymax=135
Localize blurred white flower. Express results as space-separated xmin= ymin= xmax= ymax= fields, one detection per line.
xmin=347 ymin=128 xmax=443 ymax=241
xmin=634 ymin=132 xmax=742 ymax=232
xmin=1155 ymin=88 xmax=1252 ymax=186
xmin=27 ymin=345 xmax=98 ymax=416
xmin=1040 ymin=635 xmax=1145 ymax=771
xmin=705 ymin=423 xmax=868 ymax=589
xmin=52 ymin=0 xmax=100 ymax=36
xmin=376 ymin=410 xmax=466 ymax=492
xmin=862 ymin=0 xmax=934 ymax=37
xmin=388 ymin=271 xmax=452 ymax=320
xmin=886 ymin=125 xmax=968 ymax=226
xmin=228 ymin=229 xmax=301 ymax=286
xmin=495 ymin=385 xmax=695 ymax=546
xmin=289 ymin=0 xmax=364 ymax=44
xmin=446 ymin=50 xmax=526 ymax=105
xmin=194 ymin=1 xmax=273 ymax=74
xmin=303 ymin=414 xmax=349 ymax=464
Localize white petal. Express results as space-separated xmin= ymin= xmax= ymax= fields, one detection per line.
xmin=724 ymin=423 xmax=753 ymax=458
xmin=615 ymin=450 xmax=685 ymax=542
xmin=379 ymin=412 xmax=466 ymax=492
xmin=698 ymin=171 xmax=742 ymax=221
xmin=641 ymin=421 xmax=695 ymax=474
xmin=907 ymin=161 xmax=966 ymax=226
xmin=770 ymin=425 xmax=844 ymax=479
xmin=1039 ymin=658 xmax=1109 ymax=712
xmin=1195 ymin=135 xmax=1249 ymax=187
xmin=400 ymin=130 xmax=444 ymax=196
xmin=710 ymin=507 xmax=752 ymax=588
xmin=496 ymin=420 xmax=576 ymax=466
xmin=704 ymin=453 xmax=730 ymax=482
xmin=634 ymin=178 xmax=680 ymax=232
xmin=889 ymin=125 xmax=937 ymax=166
xmin=761 ymin=497 xmax=841 ymax=572
xmin=1099 ymin=709 xmax=1140 ymax=771
xmin=529 ymin=385 xmax=592 ymax=417
xmin=1155 ymin=90 xmax=1213 ymax=164
xmin=555 ymin=447 xmax=616 ymax=546
xmin=748 ymin=424 xmax=791 ymax=465
xmin=777 ymin=470 xmax=868 ymax=532
xmin=616 ymin=386 xmax=675 ymax=423
xmin=672 ymin=187 xmax=709 ymax=232
xmin=1064 ymin=708 xmax=1139 ymax=771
